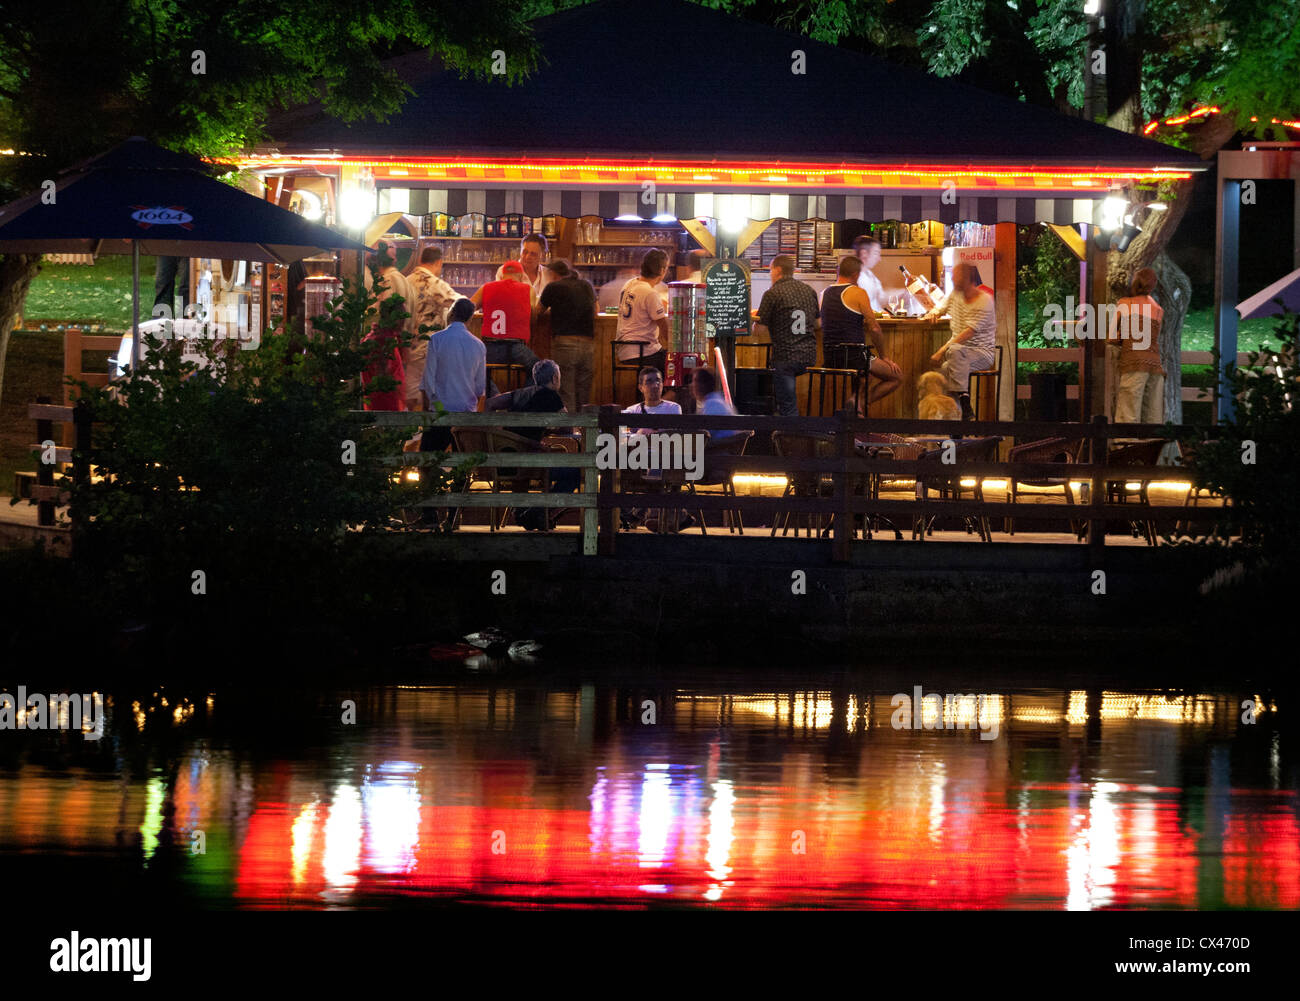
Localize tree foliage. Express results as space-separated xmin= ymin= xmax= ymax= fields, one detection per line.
xmin=64 ymin=276 xmax=457 ymax=627
xmin=1180 ymin=311 xmax=1300 ymax=582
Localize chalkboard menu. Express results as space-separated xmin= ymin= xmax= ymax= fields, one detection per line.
xmin=703 ymin=258 xmax=751 ymax=338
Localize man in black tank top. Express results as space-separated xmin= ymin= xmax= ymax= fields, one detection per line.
xmin=821 ymin=256 xmax=902 ymax=414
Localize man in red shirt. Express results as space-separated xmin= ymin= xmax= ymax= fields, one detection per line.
xmin=472 ymin=259 xmax=540 ymax=390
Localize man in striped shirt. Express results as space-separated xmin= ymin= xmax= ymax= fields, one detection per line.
xmin=930 ymin=262 xmax=995 ymax=420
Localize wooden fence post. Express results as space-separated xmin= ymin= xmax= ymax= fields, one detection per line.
xmin=34 ymin=395 xmax=55 ymax=527
xmin=582 ymin=411 xmax=599 ymax=556
xmin=832 ymin=408 xmax=852 ymax=563
xmin=1088 ymin=414 xmax=1108 ymax=564
xmin=71 ymin=399 xmax=92 ymax=550
xmin=597 ymin=405 xmax=617 ymax=556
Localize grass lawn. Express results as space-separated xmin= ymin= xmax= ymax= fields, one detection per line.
xmin=20 ymin=254 xmax=158 ymax=329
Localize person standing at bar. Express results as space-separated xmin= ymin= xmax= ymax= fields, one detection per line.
xmin=472 ymin=260 xmax=541 ymax=390
xmin=851 ymin=236 xmax=888 ymax=313
xmin=821 ymin=256 xmax=902 ymax=415
xmin=754 ymin=254 xmax=819 ymax=416
xmin=538 ymin=259 xmax=598 ymax=414
xmin=929 ymin=261 xmax=995 ymax=421
xmin=495 ymin=233 xmax=551 ymax=299
xmin=616 ymin=248 xmax=670 ymax=375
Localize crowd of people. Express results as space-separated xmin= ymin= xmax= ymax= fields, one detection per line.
xmin=352 ymin=233 xmax=1168 ymax=526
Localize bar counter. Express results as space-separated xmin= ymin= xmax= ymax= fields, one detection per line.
xmin=466 ymin=312 xmax=978 ymax=421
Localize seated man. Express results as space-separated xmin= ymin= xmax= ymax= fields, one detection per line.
xmin=820 ymin=255 xmax=902 ymax=416
xmin=618 ymin=366 xmax=682 ymax=531
xmin=621 ymin=366 xmax=682 ymax=428
xmin=928 ymin=261 xmax=995 ymax=421
xmin=485 ymin=359 xmax=577 ymax=529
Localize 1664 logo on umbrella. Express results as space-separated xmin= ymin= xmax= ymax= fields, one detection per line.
xmin=130 ymin=205 xmax=194 ymax=229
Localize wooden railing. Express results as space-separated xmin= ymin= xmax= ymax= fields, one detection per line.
xmin=1016 ymin=346 xmax=1267 ymax=404
xmin=360 ymin=408 xmax=1233 ymax=562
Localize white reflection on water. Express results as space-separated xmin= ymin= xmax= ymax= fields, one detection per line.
xmin=322 ymin=783 xmax=361 ymax=903
xmin=1066 ymin=782 xmax=1120 ymax=911
xmin=363 ymin=762 xmax=421 ymax=875
xmin=638 ymin=765 xmax=671 ymax=868
xmin=704 ymin=780 xmax=736 ymax=902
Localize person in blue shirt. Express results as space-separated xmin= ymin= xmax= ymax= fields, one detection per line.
xmin=691 ymin=366 xmax=740 ymax=439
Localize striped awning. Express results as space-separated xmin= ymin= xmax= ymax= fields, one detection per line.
xmin=379 ymin=187 xmax=1103 ymax=225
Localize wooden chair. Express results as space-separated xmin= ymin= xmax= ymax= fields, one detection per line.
xmin=449 ymin=426 xmax=562 ymax=530
xmin=485 ymin=362 xmax=529 ymax=396
xmin=1105 ymin=438 xmax=1167 ymax=546
xmin=673 ymin=430 xmax=754 ymax=535
xmin=968 ymin=344 xmax=1003 ymax=421
xmin=1005 ymin=435 xmax=1085 ymax=536
xmin=803 ymin=367 xmax=858 ymax=417
xmin=770 ymin=431 xmax=835 ymax=538
xmin=1175 ymin=440 xmax=1224 ymax=538
xmin=611 ymin=340 xmax=651 ymax=406
xmin=913 ymin=435 xmax=1003 ymax=541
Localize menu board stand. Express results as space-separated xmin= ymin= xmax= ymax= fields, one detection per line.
xmin=703 ymin=258 xmax=751 ymax=396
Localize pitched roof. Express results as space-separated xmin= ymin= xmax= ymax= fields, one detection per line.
xmin=266 ymin=0 xmax=1202 ymax=171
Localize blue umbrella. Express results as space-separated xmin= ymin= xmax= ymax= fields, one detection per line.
xmin=0 ymin=136 xmax=367 ymax=370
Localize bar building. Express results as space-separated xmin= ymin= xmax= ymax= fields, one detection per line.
xmin=233 ymin=0 xmax=1203 ymax=419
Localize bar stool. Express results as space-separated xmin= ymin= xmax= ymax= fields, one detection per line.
xmin=968 ymin=345 xmax=1003 ymax=421
xmin=611 ymin=340 xmax=649 ymax=405
xmin=486 ymin=362 xmax=529 ymax=395
xmin=803 ymin=367 xmax=858 ymax=416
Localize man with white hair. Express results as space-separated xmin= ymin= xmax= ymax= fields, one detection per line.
xmin=485 ymin=358 xmax=576 ymax=529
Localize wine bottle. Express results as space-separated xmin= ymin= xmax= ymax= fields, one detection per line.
xmin=898 ymin=265 xmax=937 ymax=311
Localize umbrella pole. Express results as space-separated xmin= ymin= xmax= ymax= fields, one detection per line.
xmin=131 ymin=241 xmax=141 ymax=373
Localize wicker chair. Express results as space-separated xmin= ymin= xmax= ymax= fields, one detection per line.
xmin=912 ymin=435 xmax=1003 ymax=541
xmin=1005 ymin=435 xmax=1085 ymax=536
xmin=770 ymin=431 xmax=835 ymax=538
xmin=857 ymin=432 xmax=927 ymax=540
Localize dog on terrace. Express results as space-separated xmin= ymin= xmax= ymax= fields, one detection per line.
xmin=917 ymin=370 xmax=962 ymax=420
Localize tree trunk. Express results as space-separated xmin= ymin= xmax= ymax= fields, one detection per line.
xmin=0 ymin=254 xmax=44 ymax=411
xmin=1103 ymin=0 xmax=1147 ymax=134
xmin=1153 ymin=253 xmax=1191 ymax=423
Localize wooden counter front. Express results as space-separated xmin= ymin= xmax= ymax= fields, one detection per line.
xmin=464 ymin=312 xmax=976 ymax=420
xmin=865 ymin=317 xmax=953 ymax=420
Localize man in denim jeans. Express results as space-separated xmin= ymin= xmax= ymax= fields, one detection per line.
xmin=754 ymin=254 xmax=819 ymax=416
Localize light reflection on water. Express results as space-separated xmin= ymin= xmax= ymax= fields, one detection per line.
xmin=0 ymin=684 xmax=1295 ymax=909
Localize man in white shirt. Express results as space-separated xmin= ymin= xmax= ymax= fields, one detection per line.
xmin=621 ymin=366 xmax=682 ymax=432
xmin=405 ymin=246 xmax=464 ymax=410
xmin=615 ymin=248 xmax=670 ymax=374
xmin=852 ymin=236 xmax=887 ymax=313
xmin=494 ymin=233 xmax=551 ymax=299
xmin=929 ymin=262 xmax=996 ymax=420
